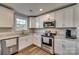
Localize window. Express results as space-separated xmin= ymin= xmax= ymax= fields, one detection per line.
xmin=16 ymin=18 xmax=27 ymax=30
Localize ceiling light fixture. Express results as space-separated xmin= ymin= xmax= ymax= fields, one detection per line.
xmin=40 ymin=8 xmax=43 ymax=11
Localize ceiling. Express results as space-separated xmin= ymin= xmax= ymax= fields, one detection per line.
xmin=4 ymin=3 xmax=72 ymax=16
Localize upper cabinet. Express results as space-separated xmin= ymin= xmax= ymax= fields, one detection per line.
xmin=63 ymin=6 xmax=74 ymax=27
xmin=55 ymin=9 xmax=64 ymax=27
xmin=38 ymin=16 xmax=44 ymax=28
xmin=0 ymin=6 xmax=14 ymax=27
xmin=31 ymin=5 xmax=76 ymax=28
xmin=36 ymin=17 xmax=40 ymax=28
xmin=29 ymin=17 xmax=36 ymax=28
xmin=55 ymin=5 xmax=75 ymax=28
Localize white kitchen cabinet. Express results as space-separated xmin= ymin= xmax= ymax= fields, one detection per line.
xmin=75 ymin=41 xmax=79 ymax=55
xmin=62 ymin=39 xmax=76 ymax=55
xmin=55 ymin=9 xmax=64 ymax=27
xmin=37 ymin=15 xmax=46 ymax=28
xmin=33 ymin=34 xmax=41 ymax=47
xmin=39 ymin=16 xmax=44 ymax=28
xmin=0 ymin=6 xmax=14 ymax=27
xmin=1 ymin=38 xmax=18 ymax=55
xmin=36 ymin=17 xmax=40 ymax=28
xmin=55 ymin=39 xmax=63 ymax=54
xmin=19 ymin=35 xmax=32 ymax=51
xmin=49 ymin=12 xmax=55 ymax=21
xmin=36 ymin=15 xmax=44 ymax=28
xmin=29 ymin=17 xmax=36 ymax=28
xmin=55 ymin=38 xmax=76 ymax=55
xmin=55 ymin=6 xmax=75 ymax=27
xmin=35 ymin=12 xmax=55 ymax=28
xmin=74 ymin=4 xmax=79 ymax=37
xmin=5 ymin=38 xmax=17 ymax=47
xmin=63 ymin=6 xmax=74 ymax=27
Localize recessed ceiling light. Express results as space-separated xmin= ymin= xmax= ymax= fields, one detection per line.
xmin=40 ymin=8 xmax=43 ymax=11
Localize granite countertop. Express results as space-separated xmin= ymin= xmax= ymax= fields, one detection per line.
xmin=0 ymin=31 xmax=28 ymax=40
xmin=0 ymin=31 xmax=32 ymax=40
xmin=0 ymin=35 xmax=19 ymax=40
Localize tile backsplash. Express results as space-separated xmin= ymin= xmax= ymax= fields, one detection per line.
xmin=34 ymin=28 xmax=77 ymax=37
xmin=34 ymin=28 xmax=66 ymax=36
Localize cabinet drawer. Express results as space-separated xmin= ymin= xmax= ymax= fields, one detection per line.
xmin=5 ymin=38 xmax=17 ymax=47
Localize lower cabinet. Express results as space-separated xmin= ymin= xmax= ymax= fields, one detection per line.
xmin=33 ymin=34 xmax=41 ymax=47
xmin=62 ymin=40 xmax=76 ymax=55
xmin=75 ymin=41 xmax=79 ymax=55
xmin=55 ymin=39 xmax=63 ymax=54
xmin=1 ymin=38 xmax=18 ymax=55
xmin=55 ymin=38 xmax=76 ymax=55
xmin=19 ymin=35 xmax=32 ymax=51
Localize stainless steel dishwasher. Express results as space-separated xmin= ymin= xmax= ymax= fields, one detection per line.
xmin=1 ymin=37 xmax=18 ymax=55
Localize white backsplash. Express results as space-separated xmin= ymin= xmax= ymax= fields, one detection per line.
xmin=34 ymin=28 xmax=66 ymax=36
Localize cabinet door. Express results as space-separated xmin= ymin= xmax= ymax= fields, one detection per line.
xmin=29 ymin=17 xmax=36 ymax=28
xmin=76 ymin=41 xmax=79 ymax=55
xmin=55 ymin=10 xmax=64 ymax=27
xmin=0 ymin=6 xmax=14 ymax=27
xmin=39 ymin=16 xmax=44 ymax=28
xmin=62 ymin=40 xmax=76 ymax=55
xmin=36 ymin=17 xmax=40 ymax=28
xmin=49 ymin=12 xmax=55 ymax=21
xmin=63 ymin=6 xmax=74 ymax=27
xmin=33 ymin=34 xmax=41 ymax=47
xmin=19 ymin=35 xmax=32 ymax=51
xmin=5 ymin=38 xmax=17 ymax=47
xmin=55 ymin=39 xmax=63 ymax=54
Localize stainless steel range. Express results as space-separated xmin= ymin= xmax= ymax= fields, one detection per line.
xmin=41 ymin=35 xmax=55 ymax=54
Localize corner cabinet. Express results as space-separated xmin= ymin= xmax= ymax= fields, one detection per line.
xmin=0 ymin=6 xmax=14 ymax=27
xmin=19 ymin=35 xmax=32 ymax=51
xmin=33 ymin=33 xmax=41 ymax=47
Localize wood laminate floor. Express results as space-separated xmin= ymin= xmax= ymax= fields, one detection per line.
xmin=16 ymin=45 xmax=50 ymax=55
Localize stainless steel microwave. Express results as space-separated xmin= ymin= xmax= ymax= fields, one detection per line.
xmin=43 ymin=21 xmax=56 ymax=28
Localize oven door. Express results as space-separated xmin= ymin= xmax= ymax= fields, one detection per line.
xmin=42 ymin=37 xmax=52 ymax=46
